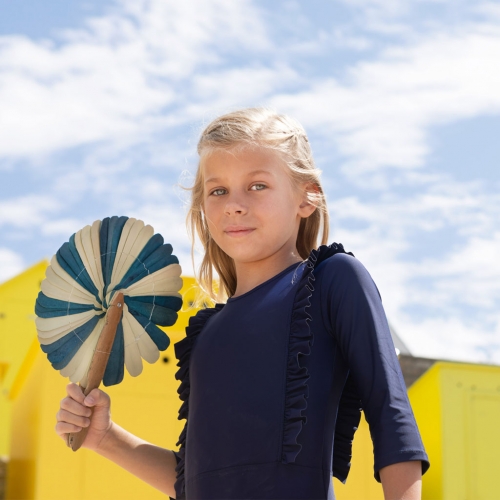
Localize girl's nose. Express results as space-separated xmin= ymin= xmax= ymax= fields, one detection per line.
xmin=224 ymin=193 xmax=247 ymax=216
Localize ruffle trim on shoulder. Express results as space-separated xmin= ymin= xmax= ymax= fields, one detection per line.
xmin=173 ymin=304 xmax=224 ymax=500
xmin=281 ymin=242 xmax=354 ymax=464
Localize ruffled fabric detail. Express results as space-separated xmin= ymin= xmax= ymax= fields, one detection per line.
xmin=332 ymin=374 xmax=362 ymax=483
xmin=281 ymin=242 xmax=356 ymax=465
xmin=173 ymin=304 xmax=224 ymax=500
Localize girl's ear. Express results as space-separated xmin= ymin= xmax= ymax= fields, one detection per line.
xmin=298 ymin=182 xmax=319 ymax=218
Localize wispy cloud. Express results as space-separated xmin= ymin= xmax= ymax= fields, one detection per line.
xmin=0 ymin=0 xmax=271 ymax=159
xmin=0 ymin=195 xmax=61 ymax=228
xmin=271 ymin=25 xmax=500 ymax=176
xmin=0 ymin=248 xmax=25 ymax=283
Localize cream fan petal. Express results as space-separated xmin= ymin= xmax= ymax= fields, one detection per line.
xmin=38 ymin=325 xmax=92 ymax=345
xmin=123 ymin=309 xmax=159 ymax=364
xmin=109 ymin=220 xmax=155 ymax=291
xmin=60 ymin=318 xmax=104 ymax=382
xmin=36 ymin=310 xmax=96 ymax=337
xmin=124 ymin=264 xmax=182 ymax=297
xmin=45 ymin=256 xmax=99 ymax=306
xmin=108 ymin=217 xmax=138 ymax=290
xmin=114 ymin=224 xmax=154 ymax=281
xmin=75 ymin=225 xmax=104 ymax=303
xmin=41 ymin=279 xmax=96 ymax=306
xmin=122 ymin=305 xmax=143 ymax=377
xmin=109 ymin=218 xmax=139 ymax=286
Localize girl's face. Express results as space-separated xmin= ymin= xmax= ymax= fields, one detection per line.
xmin=201 ymin=146 xmax=313 ymax=266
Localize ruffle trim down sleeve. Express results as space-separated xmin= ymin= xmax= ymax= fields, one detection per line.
xmin=281 ymin=242 xmax=362 ymax=484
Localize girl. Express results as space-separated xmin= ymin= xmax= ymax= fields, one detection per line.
xmin=56 ymin=108 xmax=429 ymax=500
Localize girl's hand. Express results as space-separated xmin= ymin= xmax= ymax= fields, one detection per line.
xmin=55 ymin=383 xmax=113 ymax=452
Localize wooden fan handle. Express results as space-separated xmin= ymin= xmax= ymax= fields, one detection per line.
xmin=67 ymin=292 xmax=124 ymax=452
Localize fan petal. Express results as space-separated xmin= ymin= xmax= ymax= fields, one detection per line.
xmin=123 ymin=264 xmax=182 ymax=297
xmin=74 ymin=222 xmax=105 ymax=302
xmin=43 ymin=256 xmax=99 ymax=306
xmin=122 ymin=310 xmax=144 ymax=377
xmin=56 ymin=235 xmax=100 ymax=300
xmin=35 ymin=292 xmax=96 ymax=318
xmin=100 ymin=216 xmax=129 ymax=292
xmin=36 ymin=310 xmax=97 ymax=337
xmin=112 ymin=234 xmax=164 ymax=289
xmin=125 ymin=297 xmax=180 ymax=327
xmin=131 ymin=312 xmax=170 ymax=351
xmin=42 ymin=315 xmax=101 ymax=370
xmin=60 ymin=317 xmax=104 ymax=382
xmin=109 ymin=219 xmax=154 ymax=291
xmin=103 ymin=321 xmax=125 ymax=386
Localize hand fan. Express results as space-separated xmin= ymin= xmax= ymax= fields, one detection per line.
xmin=34 ymin=216 xmax=183 ymax=450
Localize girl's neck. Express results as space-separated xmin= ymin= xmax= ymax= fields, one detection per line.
xmin=231 ymin=250 xmax=303 ymax=298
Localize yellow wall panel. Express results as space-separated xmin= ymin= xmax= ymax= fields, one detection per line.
xmin=0 ymin=261 xmax=48 ymax=457
xmin=409 ymin=362 xmax=500 ymax=500
xmin=333 ymin=413 xmax=384 ymax=500
xmin=440 ymin=363 xmax=500 ymax=500
xmin=407 ymin=362 xmax=442 ymax=500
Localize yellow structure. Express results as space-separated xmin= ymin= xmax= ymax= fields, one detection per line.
xmin=0 ymin=261 xmax=49 ymax=458
xmin=408 ymin=361 xmax=500 ymax=500
xmin=333 ymin=415 xmax=384 ymax=500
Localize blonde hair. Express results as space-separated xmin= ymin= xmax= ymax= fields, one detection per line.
xmin=187 ymin=107 xmax=329 ymax=302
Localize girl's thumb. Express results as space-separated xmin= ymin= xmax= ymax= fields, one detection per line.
xmin=84 ymin=388 xmax=106 ymax=407
xmin=84 ymin=395 xmax=95 ymax=405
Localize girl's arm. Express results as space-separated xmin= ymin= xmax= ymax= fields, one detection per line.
xmin=379 ymin=461 xmax=422 ymax=500
xmin=55 ymin=383 xmax=178 ymax=498
xmin=320 ymin=253 xmax=429 ymax=483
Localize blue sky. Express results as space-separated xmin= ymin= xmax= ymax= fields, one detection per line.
xmin=1 ymin=0 xmax=499 ymax=364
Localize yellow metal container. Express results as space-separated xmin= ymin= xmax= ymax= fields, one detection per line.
xmin=409 ymin=361 xmax=500 ymax=500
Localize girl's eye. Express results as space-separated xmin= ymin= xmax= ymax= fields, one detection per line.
xmin=210 ymin=188 xmax=227 ymax=196
xmin=250 ymin=184 xmax=267 ymax=191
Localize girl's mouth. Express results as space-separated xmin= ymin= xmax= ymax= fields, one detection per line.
xmin=224 ymin=227 xmax=255 ymax=237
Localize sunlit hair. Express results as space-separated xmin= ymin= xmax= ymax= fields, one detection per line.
xmin=186 ymin=107 xmax=329 ymax=302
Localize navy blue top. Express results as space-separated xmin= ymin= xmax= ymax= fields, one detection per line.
xmin=171 ymin=244 xmax=429 ymax=499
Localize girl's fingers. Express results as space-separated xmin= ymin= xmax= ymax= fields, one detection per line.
xmin=55 ymin=421 xmax=83 ymax=437
xmin=56 ymin=409 xmax=90 ymax=429
xmin=66 ymin=383 xmax=85 ymax=404
xmin=60 ymin=396 xmax=92 ymax=417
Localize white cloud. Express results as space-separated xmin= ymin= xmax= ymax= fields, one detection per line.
xmin=0 ymin=0 xmax=270 ymax=159
xmin=398 ymin=315 xmax=500 ymax=364
xmin=271 ymin=25 xmax=500 ymax=176
xmin=0 ymin=248 xmax=25 ymax=283
xmin=413 ymin=232 xmax=500 ymax=310
xmin=0 ymin=195 xmax=61 ymax=228
xmin=40 ymin=218 xmax=87 ymax=237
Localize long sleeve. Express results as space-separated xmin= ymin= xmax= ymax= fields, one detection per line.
xmin=318 ymin=252 xmax=430 ymax=481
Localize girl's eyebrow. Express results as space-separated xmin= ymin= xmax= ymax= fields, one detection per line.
xmin=205 ymin=169 xmax=275 ymax=184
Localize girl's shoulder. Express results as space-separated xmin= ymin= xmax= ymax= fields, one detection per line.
xmin=307 ymin=242 xmax=358 ymax=282
xmin=312 ymin=244 xmax=380 ymax=299
xmin=185 ymin=303 xmax=225 ymax=337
